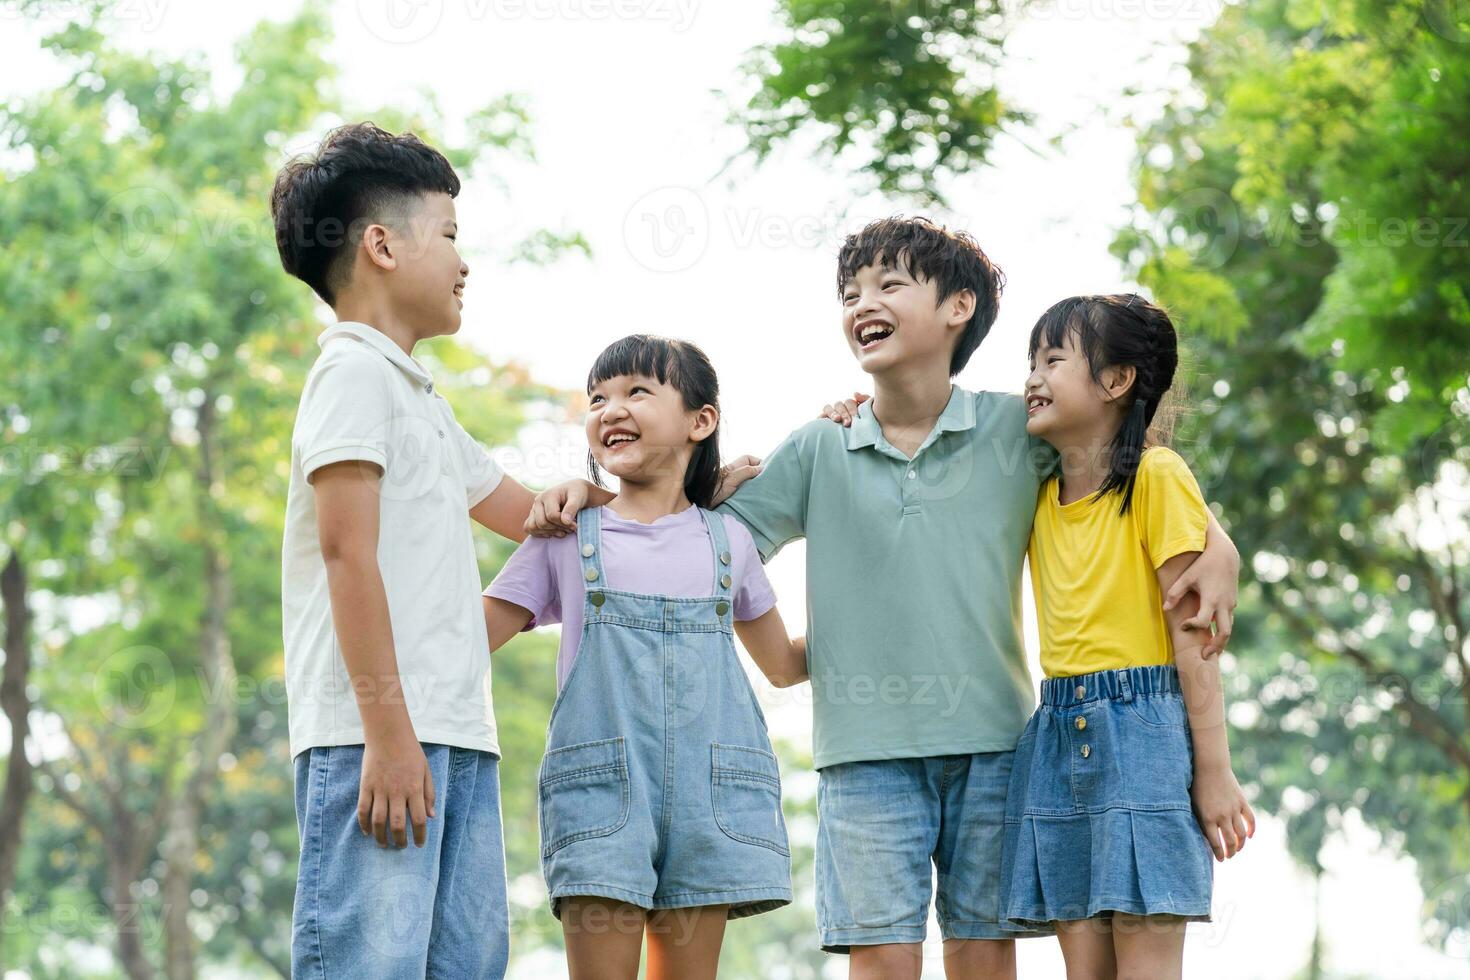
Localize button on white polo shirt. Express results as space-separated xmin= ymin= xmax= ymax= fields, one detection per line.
xmin=282 ymin=321 xmax=504 ymax=759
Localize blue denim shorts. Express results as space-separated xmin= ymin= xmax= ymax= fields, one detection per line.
xmin=291 ymin=743 xmax=509 ymax=979
xmin=815 ymin=752 xmax=1052 ymax=952
xmin=1001 ymin=664 xmax=1214 ymax=926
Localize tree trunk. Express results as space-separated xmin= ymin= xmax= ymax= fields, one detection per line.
xmin=0 ymin=551 xmax=35 ymax=971
xmin=106 ymin=808 xmax=157 ymax=980
xmin=160 ymin=394 xmax=238 ymax=980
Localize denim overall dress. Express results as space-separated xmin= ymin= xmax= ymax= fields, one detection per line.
xmin=536 ymin=506 xmax=792 ymax=920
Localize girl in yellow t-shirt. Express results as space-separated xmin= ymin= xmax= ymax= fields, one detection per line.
xmin=1001 ymin=293 xmax=1254 ymax=979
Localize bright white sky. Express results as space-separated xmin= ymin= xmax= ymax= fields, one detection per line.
xmin=4 ymin=0 xmax=1465 ymax=976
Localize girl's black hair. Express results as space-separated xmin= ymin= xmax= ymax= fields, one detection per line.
xmin=585 ymin=335 xmax=723 ymax=509
xmin=1027 ymin=293 xmax=1180 ymax=516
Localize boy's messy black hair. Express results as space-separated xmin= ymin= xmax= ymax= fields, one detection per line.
xmin=837 ymin=216 xmax=1006 ymax=376
xmin=270 ymin=122 xmax=460 ymax=306
xmin=586 ymin=335 xmax=724 ymax=509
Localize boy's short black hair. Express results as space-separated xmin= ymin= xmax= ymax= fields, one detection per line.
xmin=837 ymin=216 xmax=1005 ymax=377
xmin=270 ymin=122 xmax=460 ymax=306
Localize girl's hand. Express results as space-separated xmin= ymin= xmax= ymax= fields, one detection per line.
xmin=525 ymin=480 xmax=595 ymax=537
xmin=714 ymin=455 xmax=764 ymax=507
xmin=1191 ymin=765 xmax=1255 ymax=861
xmin=818 ymin=392 xmax=871 ymax=427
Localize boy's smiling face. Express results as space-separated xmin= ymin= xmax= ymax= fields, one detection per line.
xmin=381 ymin=191 xmax=468 ymax=341
xmin=840 ymin=258 xmax=972 ymax=377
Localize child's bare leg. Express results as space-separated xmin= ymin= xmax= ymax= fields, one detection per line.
xmin=1111 ymin=913 xmax=1184 ymax=980
xmin=1056 ymin=917 xmax=1117 ymax=980
xmin=851 ymin=941 xmax=923 ymax=980
xmin=645 ymin=904 xmax=729 ymax=980
xmin=561 ymin=897 xmax=646 ymax=980
xmin=942 ymin=936 xmax=1016 ymax=980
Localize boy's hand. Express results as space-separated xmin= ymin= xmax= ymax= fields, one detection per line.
xmin=358 ymin=730 xmax=436 ymax=849
xmin=1164 ymin=518 xmax=1240 ymax=658
xmin=819 ymin=392 xmax=870 ymax=427
xmin=713 ymin=454 xmax=764 ymax=507
xmin=1191 ymin=764 xmax=1255 ymax=862
xmin=526 ymin=480 xmax=593 ymax=538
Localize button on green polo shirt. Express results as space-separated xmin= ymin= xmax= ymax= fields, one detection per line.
xmin=717 ymin=385 xmax=1057 ymax=769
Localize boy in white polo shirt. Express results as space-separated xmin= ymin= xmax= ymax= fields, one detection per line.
xmin=272 ymin=122 xmax=538 ymax=979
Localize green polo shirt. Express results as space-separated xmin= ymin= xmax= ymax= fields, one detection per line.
xmin=717 ymin=385 xmax=1057 ymax=769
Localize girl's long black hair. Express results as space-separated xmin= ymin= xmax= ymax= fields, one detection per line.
xmin=585 ymin=335 xmax=723 ymax=509
xmin=1027 ymin=293 xmax=1181 ymax=516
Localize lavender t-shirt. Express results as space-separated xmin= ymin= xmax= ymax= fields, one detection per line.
xmin=485 ymin=505 xmax=777 ymax=691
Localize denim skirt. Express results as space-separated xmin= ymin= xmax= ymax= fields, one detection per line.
xmin=1000 ymin=664 xmax=1213 ymax=927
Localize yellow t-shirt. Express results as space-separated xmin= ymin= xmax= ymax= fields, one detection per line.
xmin=1029 ymin=446 xmax=1209 ymax=678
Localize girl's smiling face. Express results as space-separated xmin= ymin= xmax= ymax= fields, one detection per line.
xmin=1024 ymin=327 xmax=1133 ymax=441
xmin=586 ymin=373 xmax=716 ymax=485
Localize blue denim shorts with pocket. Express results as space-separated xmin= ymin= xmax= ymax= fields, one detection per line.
xmin=1001 ymin=664 xmax=1214 ymax=926
xmin=814 ymin=752 xmax=1053 ymax=952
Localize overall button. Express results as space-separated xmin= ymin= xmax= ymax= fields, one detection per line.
xmin=582 ymin=543 xmax=596 ymax=558
xmin=906 ymin=470 xmax=916 ymax=480
xmin=1074 ymin=684 xmax=1086 ymax=699
xmin=1081 ymin=744 xmax=1091 ymax=759
xmin=589 ymin=592 xmax=605 ymax=607
xmin=719 ymin=551 xmax=731 ymax=565
xmin=584 ymin=568 xmax=599 ymax=582
xmin=720 ymin=573 xmax=732 ymax=589
xmin=1075 ymin=716 xmax=1087 ymax=731
xmin=715 ymin=601 xmax=730 ymax=617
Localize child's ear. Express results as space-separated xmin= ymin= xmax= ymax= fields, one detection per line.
xmin=689 ymin=404 xmax=719 ymax=443
xmin=1101 ymin=364 xmax=1137 ymax=404
xmin=361 ymin=222 xmax=397 ymax=272
xmin=945 ymin=288 xmax=977 ymax=328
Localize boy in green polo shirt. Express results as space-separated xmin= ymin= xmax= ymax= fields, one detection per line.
xmin=527 ymin=216 xmax=1240 ymax=979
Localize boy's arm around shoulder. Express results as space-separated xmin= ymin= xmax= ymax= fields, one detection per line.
xmin=1147 ymin=447 xmax=1240 ymax=657
xmin=715 ymin=420 xmax=826 ymax=562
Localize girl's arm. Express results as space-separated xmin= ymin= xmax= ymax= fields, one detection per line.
xmin=733 ymin=607 xmax=808 ymax=689
xmin=1159 ymin=550 xmax=1255 ymax=863
xmin=483 ymin=596 xmax=534 ymax=653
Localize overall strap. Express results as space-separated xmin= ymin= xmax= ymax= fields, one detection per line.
xmin=698 ymin=508 xmax=734 ymax=600
xmin=575 ymin=506 xmax=606 ymax=592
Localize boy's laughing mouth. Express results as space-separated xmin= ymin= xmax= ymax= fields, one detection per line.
xmin=854 ymin=317 xmax=896 ymax=352
xmin=1026 ymin=393 xmax=1052 ymax=416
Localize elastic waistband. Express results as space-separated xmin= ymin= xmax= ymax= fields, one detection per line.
xmin=1040 ymin=664 xmax=1180 ymax=706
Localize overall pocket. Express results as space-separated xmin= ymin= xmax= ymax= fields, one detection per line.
xmin=539 ymin=737 xmax=630 ymax=858
xmin=710 ymin=743 xmax=789 ymax=855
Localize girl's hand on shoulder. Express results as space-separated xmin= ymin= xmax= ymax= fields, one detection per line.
xmin=525 ymin=480 xmax=592 ymax=538
xmin=818 ymin=392 xmax=870 ymax=427
xmin=1191 ymin=765 xmax=1255 ymax=862
xmin=714 ymin=455 xmax=764 ymax=507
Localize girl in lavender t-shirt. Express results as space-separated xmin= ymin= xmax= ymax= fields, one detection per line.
xmin=482 ymin=335 xmax=806 ymax=980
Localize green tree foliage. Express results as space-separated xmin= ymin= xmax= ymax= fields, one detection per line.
xmin=1112 ymin=0 xmax=1470 ymax=950
xmin=734 ymin=0 xmax=1023 ymax=204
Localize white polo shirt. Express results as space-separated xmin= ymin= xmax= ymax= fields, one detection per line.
xmin=282 ymin=321 xmax=504 ymax=759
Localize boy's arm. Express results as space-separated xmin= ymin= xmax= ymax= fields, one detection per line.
xmin=525 ymin=480 xmax=618 ymax=537
xmin=313 ymin=460 xmax=434 ymax=850
xmin=1159 ymin=551 xmax=1255 ymax=863
xmin=733 ymin=607 xmax=808 ymax=689
xmin=1164 ymin=511 xmax=1240 ymax=657
xmin=483 ymin=595 xmax=534 ymax=652
xmin=470 ymin=477 xmax=536 ymax=542
xmin=522 ymin=453 xmax=764 ymax=538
